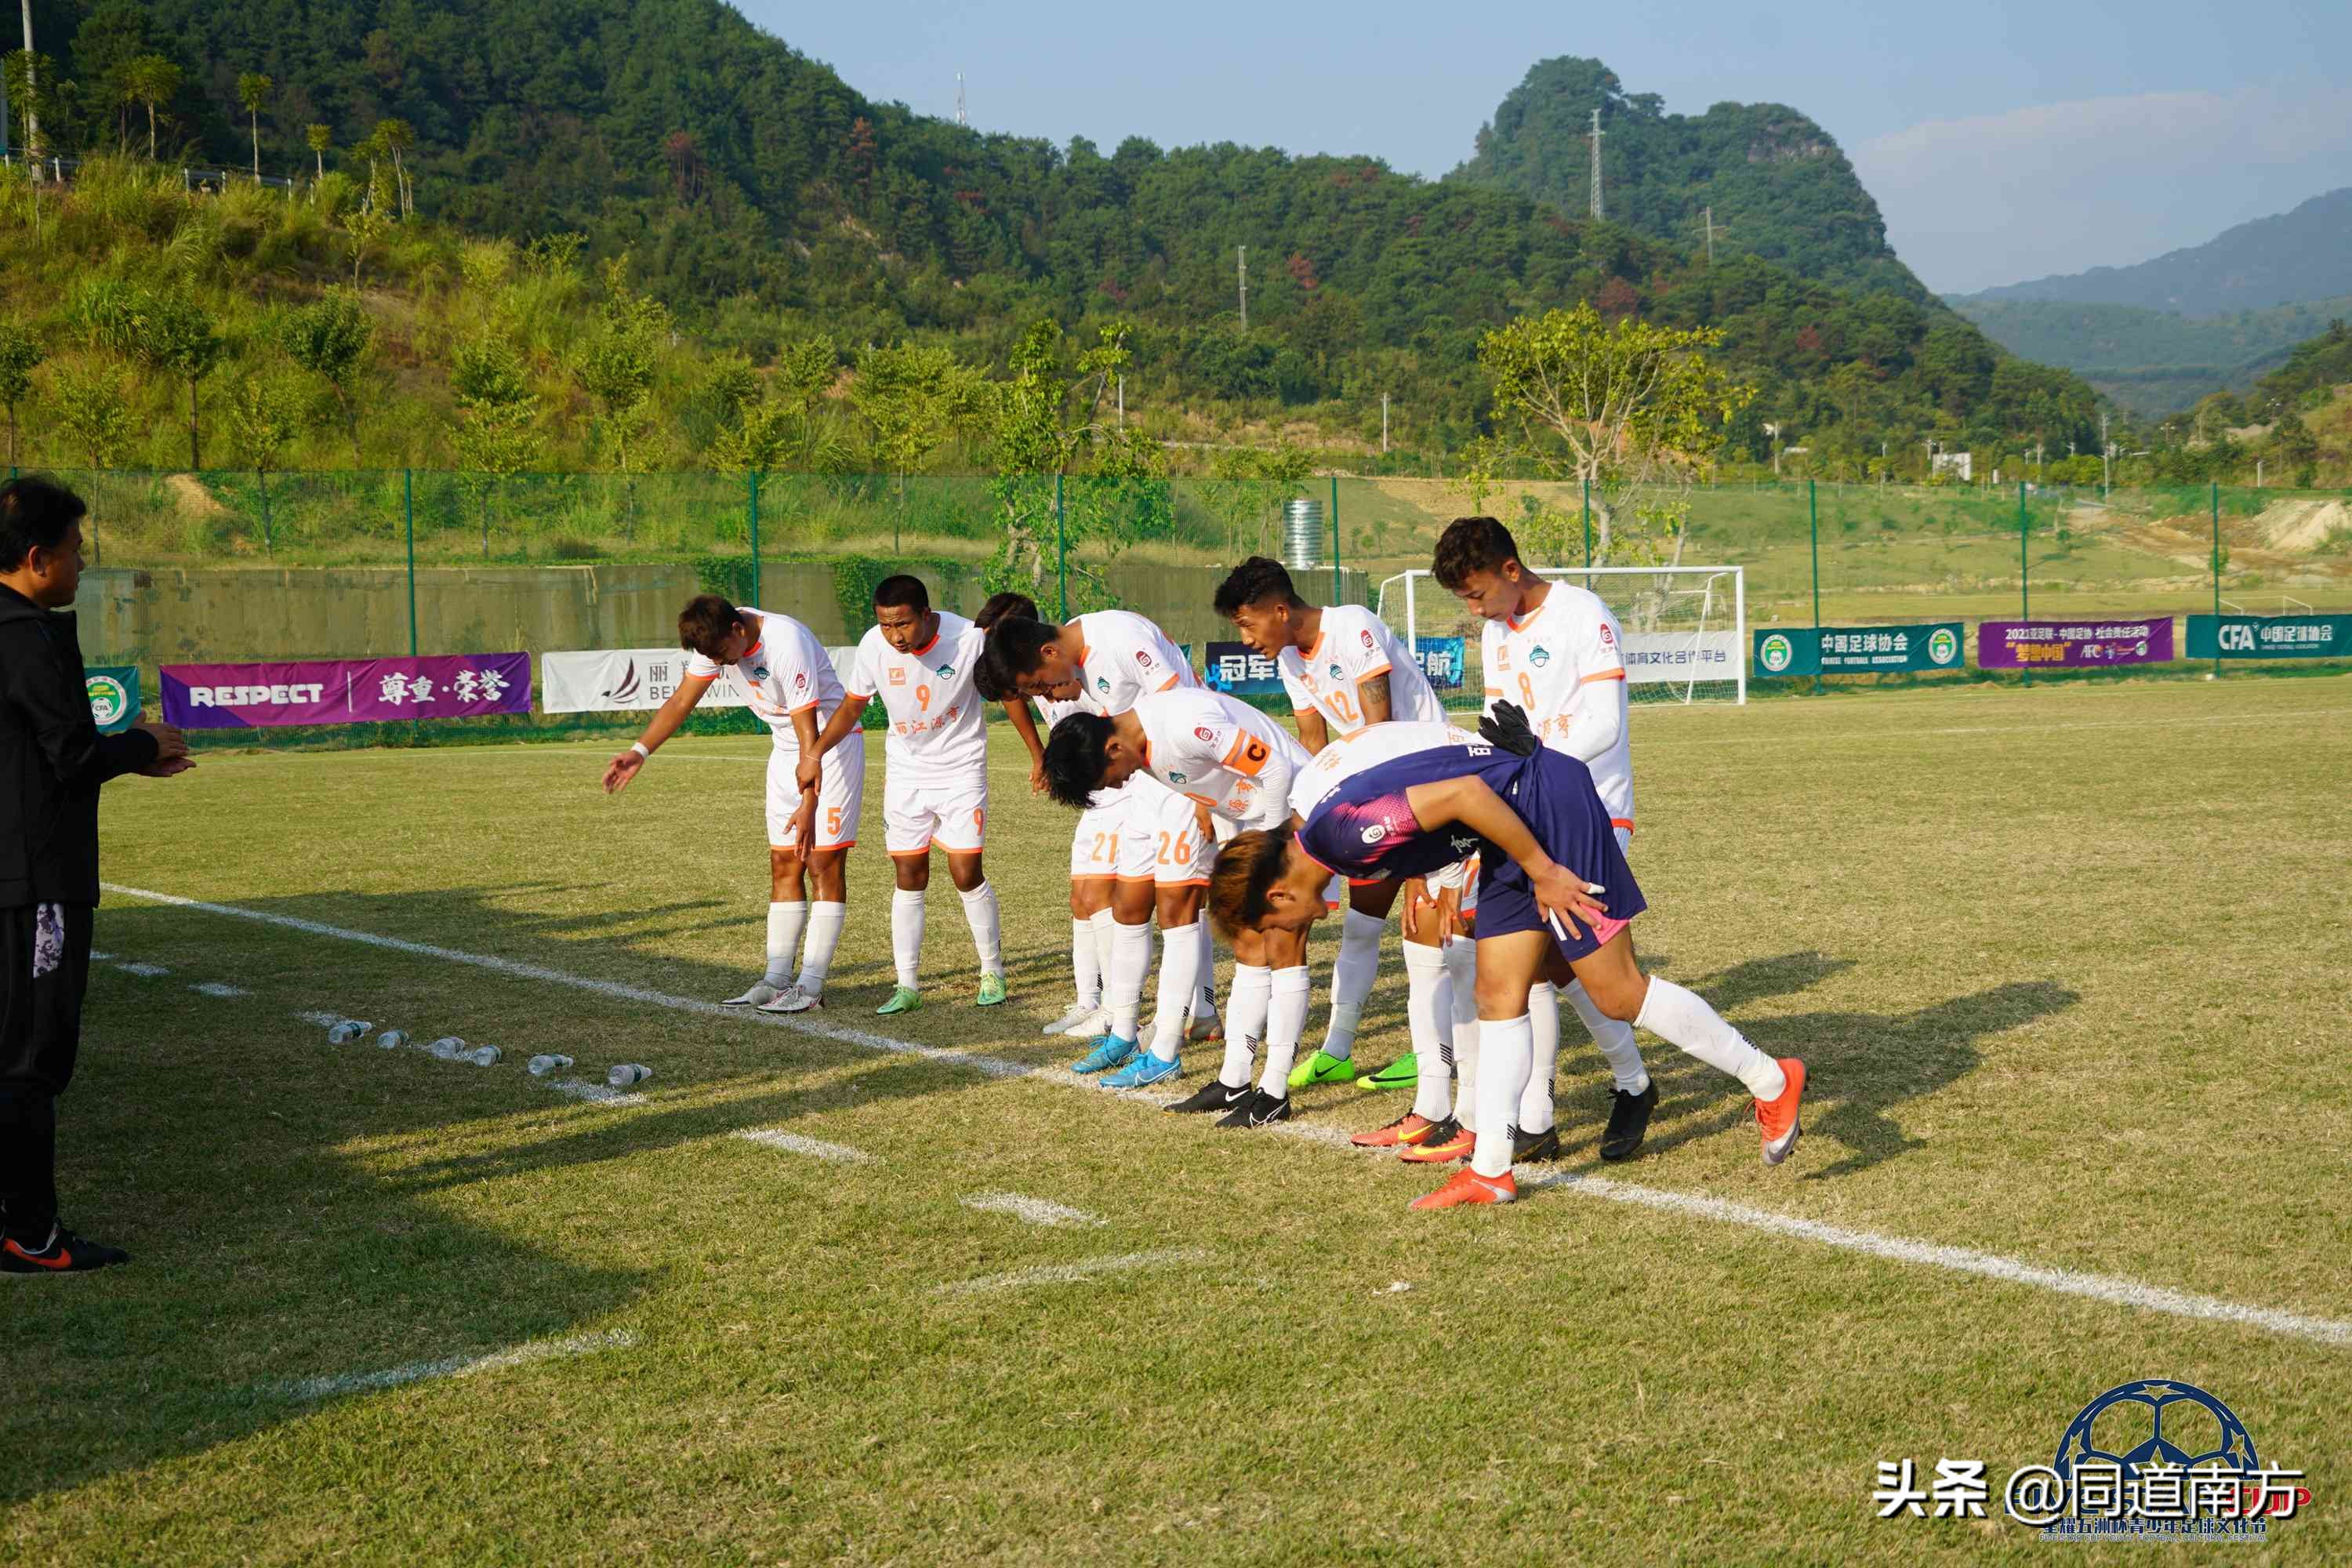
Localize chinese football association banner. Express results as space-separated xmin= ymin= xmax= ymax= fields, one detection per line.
xmin=1753 ymin=624 xmax=1964 ymax=677
xmin=1976 ymin=619 xmax=2172 ymax=670
xmin=2186 ymin=614 xmax=2352 ymax=661
xmin=85 ymin=666 xmax=140 ymax=733
xmin=161 ymin=655 xmax=532 ymax=728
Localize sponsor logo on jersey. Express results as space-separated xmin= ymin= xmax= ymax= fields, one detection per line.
xmin=1360 ymin=630 xmax=1376 ymax=649
xmin=1328 ymin=662 xmax=1343 ymax=679
xmin=1530 ymin=647 xmax=1551 ymax=667
xmin=1450 ymin=833 xmax=1479 ymax=855
xmin=793 ymin=671 xmax=808 ymax=689
xmin=752 ymin=665 xmax=770 ymax=681
xmin=1095 ymin=676 xmax=1112 ymax=693
xmin=1599 ymin=624 xmax=1615 ymax=646
xmin=1167 ymin=770 xmax=1186 ymax=783
xmin=887 ymin=666 xmax=906 ymax=685
xmin=935 ymin=663 xmax=955 ymax=677
xmin=1195 ymin=725 xmax=1215 ymax=742
xmin=1360 ymin=822 xmax=1388 ymax=844
xmin=1134 ymin=650 xmax=1154 ymax=666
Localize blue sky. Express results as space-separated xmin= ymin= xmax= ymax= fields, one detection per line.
xmin=744 ymin=0 xmax=2352 ymax=296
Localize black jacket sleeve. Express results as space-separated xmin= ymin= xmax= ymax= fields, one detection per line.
xmin=1 ymin=620 xmax=159 ymax=787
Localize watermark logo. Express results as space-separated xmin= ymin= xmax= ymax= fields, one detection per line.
xmin=1759 ymin=633 xmax=1795 ymax=673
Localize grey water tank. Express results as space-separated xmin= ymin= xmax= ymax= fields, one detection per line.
xmin=1281 ymin=498 xmax=1324 ymax=571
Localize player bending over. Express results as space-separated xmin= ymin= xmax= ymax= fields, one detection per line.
xmin=1209 ymin=718 xmax=1806 ymax=1209
xmin=979 ymin=612 xmax=1224 ymax=1091
xmin=797 ymin=576 xmax=1007 ymax=1014
xmin=975 ymin=591 xmax=1120 ymax=1039
xmin=1435 ymin=514 xmax=1657 ymax=1166
xmin=603 ymin=594 xmax=858 ymax=1013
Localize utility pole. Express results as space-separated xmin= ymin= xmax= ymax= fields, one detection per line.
xmin=2100 ymin=411 xmax=2111 ymax=498
xmin=17 ymin=0 xmax=40 ymax=176
xmin=1590 ymin=105 xmax=1609 ymax=220
xmin=1381 ymin=391 xmax=1389 ymax=454
xmin=1116 ymin=374 xmax=1124 ymax=428
xmin=1237 ymin=245 xmax=1247 ymax=332
xmin=1697 ymin=205 xmax=1726 ymax=263
xmin=955 ymin=73 xmax=967 ymax=127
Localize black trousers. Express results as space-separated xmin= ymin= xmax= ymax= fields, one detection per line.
xmin=0 ymin=901 xmax=93 ymax=1237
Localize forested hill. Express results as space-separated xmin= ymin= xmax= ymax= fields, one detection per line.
xmin=1448 ymin=56 xmax=1928 ymax=303
xmin=1954 ymin=188 xmax=2352 ymax=316
xmin=13 ymin=0 xmax=2098 ymax=459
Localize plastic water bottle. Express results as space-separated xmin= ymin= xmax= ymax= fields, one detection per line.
xmin=375 ymin=1029 xmax=410 ymax=1051
xmin=327 ymin=1020 xmax=372 ymax=1044
xmin=607 ymin=1063 xmax=652 ymax=1088
xmin=526 ymin=1054 xmax=574 ymax=1077
xmin=427 ymin=1036 xmax=466 ymax=1061
xmin=461 ymin=1044 xmax=501 ymax=1067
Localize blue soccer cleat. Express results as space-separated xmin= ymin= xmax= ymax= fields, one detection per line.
xmin=1102 ymin=1051 xmax=1181 ymax=1090
xmin=1071 ymin=1033 xmax=1141 ymax=1075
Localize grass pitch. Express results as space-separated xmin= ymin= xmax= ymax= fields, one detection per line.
xmin=9 ymin=677 xmax=2350 ymax=1564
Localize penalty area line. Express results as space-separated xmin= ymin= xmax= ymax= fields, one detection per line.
xmin=105 ymin=880 xmax=2352 ymax=1353
xmin=263 ymin=1330 xmax=638 ymax=1402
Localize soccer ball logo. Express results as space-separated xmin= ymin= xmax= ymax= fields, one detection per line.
xmin=2053 ymin=1381 xmax=2257 ymax=1483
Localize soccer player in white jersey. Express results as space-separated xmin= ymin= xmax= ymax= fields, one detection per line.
xmin=602 ymin=594 xmax=860 ymax=1012
xmin=978 ymin=610 xmax=1225 ymax=1091
xmin=1434 ymin=515 xmax=1657 ymax=1165
xmin=1215 ymin=556 xmax=1446 ymax=1095
xmin=975 ymin=591 xmax=1121 ymax=1040
xmin=1040 ymin=686 xmax=1323 ymax=1125
xmin=797 ymin=576 xmax=1004 ymax=1014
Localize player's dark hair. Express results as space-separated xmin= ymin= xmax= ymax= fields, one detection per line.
xmin=1041 ymin=711 xmax=1114 ymax=810
xmin=872 ymin=573 xmax=929 ymax=614
xmin=973 ymin=590 xmax=1039 ymax=631
xmin=977 ymin=615 xmax=1062 ymax=698
xmin=1432 ymin=516 xmax=1519 ymax=590
xmin=677 ymin=593 xmax=744 ymax=658
xmin=1207 ymin=827 xmax=1297 ymax=940
xmin=0 ymin=474 xmax=85 ymax=573
xmin=1213 ymin=555 xmax=1301 ymax=619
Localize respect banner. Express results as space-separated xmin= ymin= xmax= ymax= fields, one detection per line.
xmin=85 ymin=666 xmax=140 ymax=733
xmin=2186 ymin=614 xmax=2352 ymax=661
xmin=1751 ymin=624 xmax=1963 ymax=677
xmin=1976 ymin=619 xmax=2173 ymax=670
xmin=161 ymin=654 xmax=532 ymax=728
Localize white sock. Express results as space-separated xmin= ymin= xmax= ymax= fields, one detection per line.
xmin=1089 ymin=908 xmax=1117 ymax=1010
xmin=958 ymin=882 xmax=1003 ymax=977
xmin=1521 ymin=982 xmax=1561 ymax=1136
xmin=1319 ymin=908 xmax=1385 ymax=1059
xmin=1446 ymin=938 xmax=1479 ymax=1131
xmin=890 ymin=887 xmax=925 ymax=989
xmin=1107 ymin=918 xmax=1151 ymax=1041
xmin=1403 ymin=941 xmax=1454 ymax=1122
xmin=798 ymin=902 xmax=846 ymax=996
xmin=764 ymin=901 xmax=808 ymax=987
xmin=1221 ymin=964 xmax=1272 ymax=1088
xmin=1146 ymin=923 xmax=1201 ymax=1062
xmin=1566 ymin=978 xmax=1650 ymax=1095
xmin=1635 ymin=978 xmax=1786 ymax=1099
xmin=1473 ymin=1013 xmax=1533 ymax=1178
xmin=1192 ymin=921 xmax=1218 ymax=1022
xmin=1260 ymin=965 xmax=1311 ymax=1099
xmin=1071 ymin=917 xmax=1101 ymax=1007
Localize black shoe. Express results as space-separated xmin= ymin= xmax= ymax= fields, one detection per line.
xmin=1215 ymin=1088 xmax=1295 ymax=1129
xmin=1513 ymin=1126 xmax=1562 ymax=1164
xmin=0 ymin=1225 xmax=131 ymax=1274
xmin=1599 ymin=1081 xmax=1659 ymax=1163
xmin=1167 ymin=1080 xmax=1253 ymax=1115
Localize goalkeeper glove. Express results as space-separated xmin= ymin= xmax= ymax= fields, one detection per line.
xmin=1479 ymin=699 xmax=1541 ymax=757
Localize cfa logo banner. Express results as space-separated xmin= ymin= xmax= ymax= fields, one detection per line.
xmin=1873 ymin=1380 xmax=2310 ymax=1541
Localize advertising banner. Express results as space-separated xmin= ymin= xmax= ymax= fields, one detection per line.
xmin=85 ymin=666 xmax=140 ymax=734
xmin=1410 ymin=636 xmax=1467 ymax=691
xmin=540 ymin=646 xmax=862 ymax=713
xmin=1751 ymin=624 xmax=1963 ymax=677
xmin=1976 ymin=619 xmax=2173 ymax=670
xmin=1624 ymin=629 xmax=1744 ymax=684
xmin=161 ymin=654 xmax=532 ymax=728
xmin=2187 ymin=614 xmax=2352 ymax=661
xmin=1205 ymin=637 xmax=1468 ymax=700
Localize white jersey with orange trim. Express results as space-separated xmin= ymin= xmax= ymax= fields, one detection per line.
xmin=1131 ymin=688 xmax=1310 ymax=831
xmin=1286 ymin=719 xmax=1486 ymax=822
xmin=1071 ymin=610 xmax=1197 ymax=717
xmin=1276 ymin=603 xmax=1443 ymax=734
xmin=1479 ymin=584 xmax=1634 ymax=829
xmin=684 ymin=607 xmax=844 ymax=750
xmin=846 ymin=609 xmax=988 ymax=786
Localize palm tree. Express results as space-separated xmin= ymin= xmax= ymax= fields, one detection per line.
xmin=236 ymin=72 xmax=273 ymax=180
xmin=125 ymin=54 xmax=183 ymax=159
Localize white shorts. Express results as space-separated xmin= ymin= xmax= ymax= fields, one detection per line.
xmin=1123 ymin=775 xmax=1214 ymax=887
xmin=767 ymin=738 xmax=864 ymax=851
xmin=1070 ymin=800 xmax=1125 ymax=879
xmin=884 ymin=768 xmax=988 ymax=856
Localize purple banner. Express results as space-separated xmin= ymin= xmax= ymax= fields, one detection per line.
xmin=161 ymin=654 xmax=532 ymax=728
xmin=1976 ymin=619 xmax=2174 ymax=670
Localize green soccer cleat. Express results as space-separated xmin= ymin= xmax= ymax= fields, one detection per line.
xmin=975 ymin=972 xmax=1007 ymax=1007
xmin=1287 ymin=1049 xmax=1358 ymax=1089
xmin=1356 ymin=1054 xmax=1420 ymax=1092
xmin=875 ymin=985 xmax=922 ymax=1017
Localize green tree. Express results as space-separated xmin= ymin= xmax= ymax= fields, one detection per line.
xmin=0 ymin=321 xmax=45 ymax=465
xmin=3 ymin=49 xmax=51 ymax=165
xmin=278 ymin=293 xmax=372 ymax=459
xmin=852 ymin=339 xmax=979 ymax=546
xmin=49 ymin=361 xmax=137 ymax=469
xmin=305 ymin=122 xmax=331 ymax=183
xmin=376 ymin=117 xmax=416 ymax=216
xmin=448 ymin=333 xmax=544 ymax=554
xmin=133 ymin=292 xmax=223 ymax=468
xmin=573 ymin=257 xmax=670 ymax=478
xmin=125 ymin=53 xmax=183 ymax=159
xmin=984 ymin=319 xmax=1164 ymax=601
xmin=227 ymin=375 xmax=310 ymax=552
xmin=237 ymin=72 xmax=273 ymax=180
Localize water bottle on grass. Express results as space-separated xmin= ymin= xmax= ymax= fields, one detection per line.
xmin=327 ymin=1020 xmax=372 ymax=1044
xmin=461 ymin=1044 xmax=502 ymax=1067
xmin=608 ymin=1064 xmax=652 ymax=1087
xmin=527 ymin=1054 xmax=574 ymax=1077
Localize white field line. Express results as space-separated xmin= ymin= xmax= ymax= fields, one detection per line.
xmin=265 ymin=1330 xmax=638 ymax=1402
xmin=1635 ymin=705 xmax=2352 ymax=751
xmin=191 ymin=981 xmax=249 ymax=997
xmin=937 ymin=1248 xmax=1213 ymax=1298
xmin=89 ymin=949 xmax=114 ymax=960
xmin=113 ymin=961 xmax=169 ymax=976
xmin=107 ymin=882 xmax=2352 ymax=1352
xmin=735 ymin=1128 xmax=875 ymax=1164
xmin=961 ymin=1192 xmax=1105 ymax=1228
xmin=548 ymin=1078 xmax=647 ymax=1106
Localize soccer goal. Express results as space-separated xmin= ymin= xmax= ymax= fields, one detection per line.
xmin=1374 ymin=564 xmax=1747 ymax=708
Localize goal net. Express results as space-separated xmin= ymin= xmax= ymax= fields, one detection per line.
xmin=1374 ymin=565 xmax=1746 ymax=710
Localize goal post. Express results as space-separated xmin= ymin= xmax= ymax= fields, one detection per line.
xmin=1374 ymin=564 xmax=1747 ymax=709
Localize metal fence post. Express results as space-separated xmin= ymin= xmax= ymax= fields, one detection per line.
xmin=258 ymin=467 xmax=273 ymax=555
xmin=1808 ymin=478 xmax=1821 ymax=695
xmin=748 ymin=470 xmax=761 ymax=605
xmin=2210 ymin=481 xmax=2222 ymax=678
xmin=2019 ymin=481 xmax=2031 ymax=689
xmin=1582 ymin=477 xmax=1592 ymax=568
xmin=1330 ymin=475 xmax=1341 ymax=604
xmin=404 ymin=468 xmax=419 ymax=658
xmin=1054 ymin=472 xmax=1067 ymax=621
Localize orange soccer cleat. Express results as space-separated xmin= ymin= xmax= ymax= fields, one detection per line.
xmin=1755 ymin=1058 xmax=1806 ymax=1167
xmin=1410 ymin=1167 xmax=1518 ymax=1210
xmin=1351 ymin=1112 xmax=1441 ymax=1149
xmin=1397 ymin=1118 xmax=1474 ymax=1164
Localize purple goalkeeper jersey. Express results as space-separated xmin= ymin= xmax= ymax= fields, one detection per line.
xmin=1294 ymin=742 xmax=1530 ymax=882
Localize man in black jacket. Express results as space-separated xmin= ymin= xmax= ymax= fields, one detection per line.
xmin=0 ymin=476 xmax=191 ymax=1274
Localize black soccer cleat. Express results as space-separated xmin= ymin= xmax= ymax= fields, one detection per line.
xmin=1167 ymin=1080 xmax=1253 ymax=1115
xmin=0 ymin=1224 xmax=131 ymax=1275
xmin=1513 ymin=1126 xmax=1562 ymax=1164
xmin=1599 ymin=1081 xmax=1659 ymax=1163
xmin=1214 ymin=1088 xmax=1295 ymax=1129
